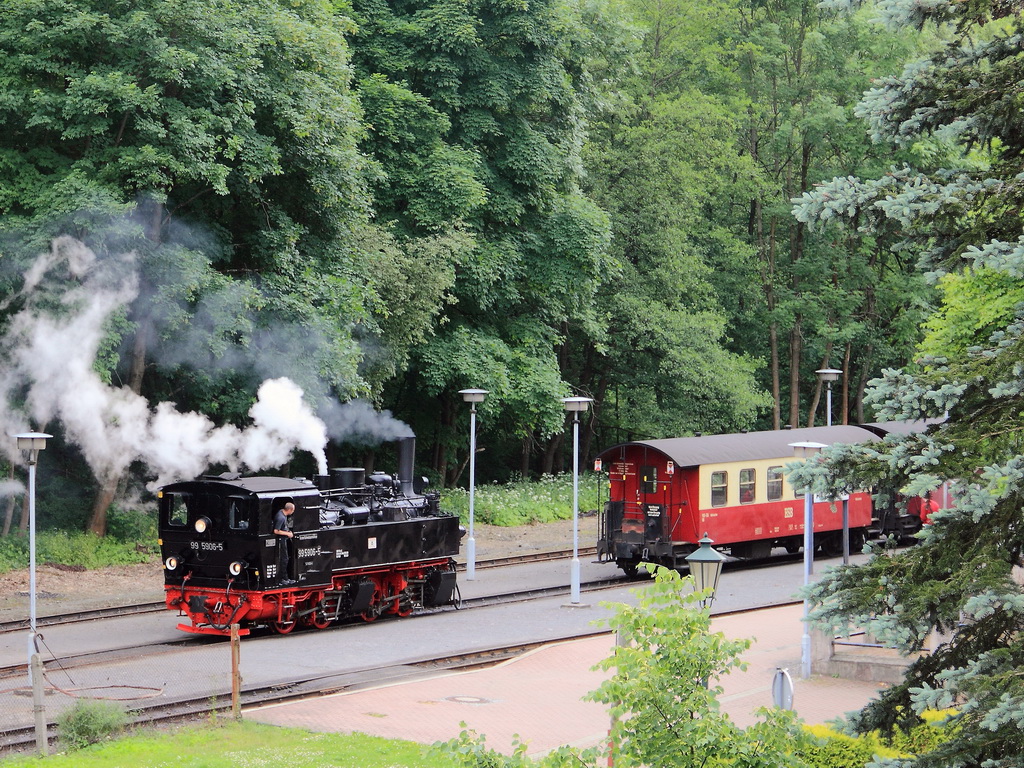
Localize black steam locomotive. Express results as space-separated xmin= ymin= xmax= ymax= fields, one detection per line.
xmin=157 ymin=437 xmax=462 ymax=635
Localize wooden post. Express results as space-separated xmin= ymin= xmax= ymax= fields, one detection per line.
xmin=231 ymin=624 xmax=242 ymax=720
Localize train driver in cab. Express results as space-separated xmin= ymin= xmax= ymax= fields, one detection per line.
xmin=274 ymin=502 xmax=296 ymax=584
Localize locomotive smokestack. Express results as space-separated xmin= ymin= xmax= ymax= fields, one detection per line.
xmin=397 ymin=435 xmax=416 ymax=496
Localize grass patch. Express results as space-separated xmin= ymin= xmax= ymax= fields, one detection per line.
xmin=3 ymin=721 xmax=447 ymax=767
xmin=440 ymin=472 xmax=606 ymax=527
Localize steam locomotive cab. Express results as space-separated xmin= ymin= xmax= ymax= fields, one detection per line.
xmin=159 ymin=476 xmax=320 ymax=592
xmin=158 ymin=441 xmax=462 ymax=636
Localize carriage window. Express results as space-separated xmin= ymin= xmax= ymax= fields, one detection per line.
xmin=226 ymin=497 xmax=250 ymax=531
xmin=165 ymin=493 xmax=188 ymax=527
xmin=767 ymin=466 xmax=784 ymax=501
xmin=739 ymin=469 xmax=755 ymax=504
xmin=710 ymin=471 xmax=727 ymax=507
xmin=640 ymin=465 xmax=657 ymax=495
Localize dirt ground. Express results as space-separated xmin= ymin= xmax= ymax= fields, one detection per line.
xmin=0 ymin=513 xmax=600 ymax=624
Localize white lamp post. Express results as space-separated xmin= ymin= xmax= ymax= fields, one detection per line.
xmin=790 ymin=440 xmax=827 ymax=679
xmin=14 ymin=431 xmax=51 ymax=755
xmin=815 ymin=368 xmax=843 ymax=427
xmin=816 ymin=368 xmax=848 ymax=562
xmin=562 ymin=396 xmax=593 ymax=605
xmin=459 ymin=389 xmax=488 ymax=580
xmin=685 ymin=533 xmax=726 ymax=609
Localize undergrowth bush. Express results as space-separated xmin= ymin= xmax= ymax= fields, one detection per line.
xmin=0 ymin=530 xmax=154 ymax=574
xmin=441 ymin=473 xmax=606 ymax=527
xmin=797 ymin=711 xmax=957 ymax=767
xmin=56 ymin=699 xmax=129 ymax=750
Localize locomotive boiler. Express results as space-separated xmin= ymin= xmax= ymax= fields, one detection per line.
xmin=157 ymin=437 xmax=462 ymax=635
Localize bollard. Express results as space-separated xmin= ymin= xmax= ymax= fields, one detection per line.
xmin=231 ymin=624 xmax=242 ymax=720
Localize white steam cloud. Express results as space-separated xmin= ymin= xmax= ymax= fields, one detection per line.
xmin=0 ymin=236 xmax=332 ymax=486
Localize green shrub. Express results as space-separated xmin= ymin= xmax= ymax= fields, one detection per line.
xmin=884 ymin=709 xmax=959 ymax=755
xmin=0 ymin=530 xmax=156 ymax=574
xmin=106 ymin=505 xmax=158 ymax=543
xmin=56 ymin=699 xmax=129 ymax=750
xmin=797 ymin=724 xmax=906 ymax=767
xmin=440 ymin=473 xmax=606 ymax=527
xmin=0 ymin=534 xmax=29 ymax=573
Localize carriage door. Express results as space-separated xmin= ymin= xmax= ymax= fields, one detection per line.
xmin=640 ymin=465 xmax=665 ymax=541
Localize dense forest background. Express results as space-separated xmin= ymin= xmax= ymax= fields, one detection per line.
xmin=0 ymin=0 xmax=992 ymax=534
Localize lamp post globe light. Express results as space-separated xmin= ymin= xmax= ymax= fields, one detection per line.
xmin=685 ymin=533 xmax=726 ymax=608
xmin=459 ymin=390 xmax=488 ymax=581
xmin=815 ymin=368 xmax=843 ymax=427
xmin=790 ymin=440 xmax=827 ymax=679
xmin=562 ymin=396 xmax=593 ymax=605
xmin=14 ymin=431 xmax=51 ymax=756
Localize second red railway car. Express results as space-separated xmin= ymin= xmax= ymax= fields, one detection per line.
xmin=596 ymin=424 xmax=904 ymax=576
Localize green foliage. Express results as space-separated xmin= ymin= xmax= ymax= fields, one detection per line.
xmin=440 ymin=473 xmax=605 ymax=527
xmin=790 ymin=3 xmax=1024 ymax=764
xmin=104 ymin=506 xmax=158 ymax=544
xmin=56 ymin=699 xmax=129 ymax=751
xmin=798 ymin=724 xmax=905 ymax=767
xmin=588 ymin=565 xmax=808 ymax=767
xmin=0 ymin=531 xmax=154 ymax=575
xmin=919 ymin=267 xmax=1024 ymax=359
xmin=432 ymin=726 xmax=598 ymax=767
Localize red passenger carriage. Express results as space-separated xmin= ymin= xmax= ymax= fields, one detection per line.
xmin=596 ymin=425 xmax=883 ymax=576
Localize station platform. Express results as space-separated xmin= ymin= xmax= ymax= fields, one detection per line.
xmin=246 ymin=602 xmax=888 ymax=757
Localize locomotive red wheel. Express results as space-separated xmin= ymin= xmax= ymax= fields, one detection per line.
xmin=306 ymin=611 xmax=331 ymax=630
xmin=272 ymin=605 xmax=297 ymax=634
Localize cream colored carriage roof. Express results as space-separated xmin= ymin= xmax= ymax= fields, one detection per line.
xmin=596 ymin=423 xmax=927 ymax=470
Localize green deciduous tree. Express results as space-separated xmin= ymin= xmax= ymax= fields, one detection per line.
xmin=789 ymin=0 xmax=1024 ymax=764
xmin=349 ymin=0 xmax=614 ymax=481
xmin=589 ymin=566 xmax=807 ymax=767
xmin=0 ymin=0 xmax=379 ymax=532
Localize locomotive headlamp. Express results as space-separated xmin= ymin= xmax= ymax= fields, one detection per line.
xmin=229 ymin=561 xmax=244 ymax=576
xmin=194 ymin=516 xmax=211 ymax=534
xmin=164 ymin=555 xmax=180 ymax=571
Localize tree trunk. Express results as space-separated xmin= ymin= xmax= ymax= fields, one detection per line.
xmin=88 ymin=477 xmax=118 ymax=537
xmin=2 ymin=465 xmax=16 ymax=536
xmin=842 ymin=342 xmax=852 ymax=425
xmin=88 ymin=199 xmax=164 ymax=535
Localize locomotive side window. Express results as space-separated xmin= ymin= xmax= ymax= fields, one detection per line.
xmin=166 ymin=493 xmax=189 ymax=527
xmin=640 ymin=466 xmax=658 ymax=495
xmin=710 ymin=471 xmax=727 ymax=507
xmin=226 ymin=496 xmax=250 ymax=531
xmin=767 ymin=466 xmax=784 ymax=501
xmin=739 ymin=469 xmax=755 ymax=504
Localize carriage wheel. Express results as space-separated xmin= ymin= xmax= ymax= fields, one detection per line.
xmin=619 ymin=561 xmax=640 ymax=579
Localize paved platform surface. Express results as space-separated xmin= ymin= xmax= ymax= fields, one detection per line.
xmin=246 ymin=603 xmax=888 ymax=757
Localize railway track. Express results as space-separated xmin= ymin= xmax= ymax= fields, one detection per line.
xmin=0 ymin=547 xmax=597 ymax=636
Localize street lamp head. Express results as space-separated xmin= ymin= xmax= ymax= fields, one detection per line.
xmin=561 ymin=396 xmax=593 ymax=413
xmin=685 ymin=533 xmax=726 ymax=604
xmin=815 ymin=368 xmax=843 ymax=384
xmin=14 ymin=432 xmax=51 ymax=457
xmin=459 ymin=388 xmax=489 ymax=403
